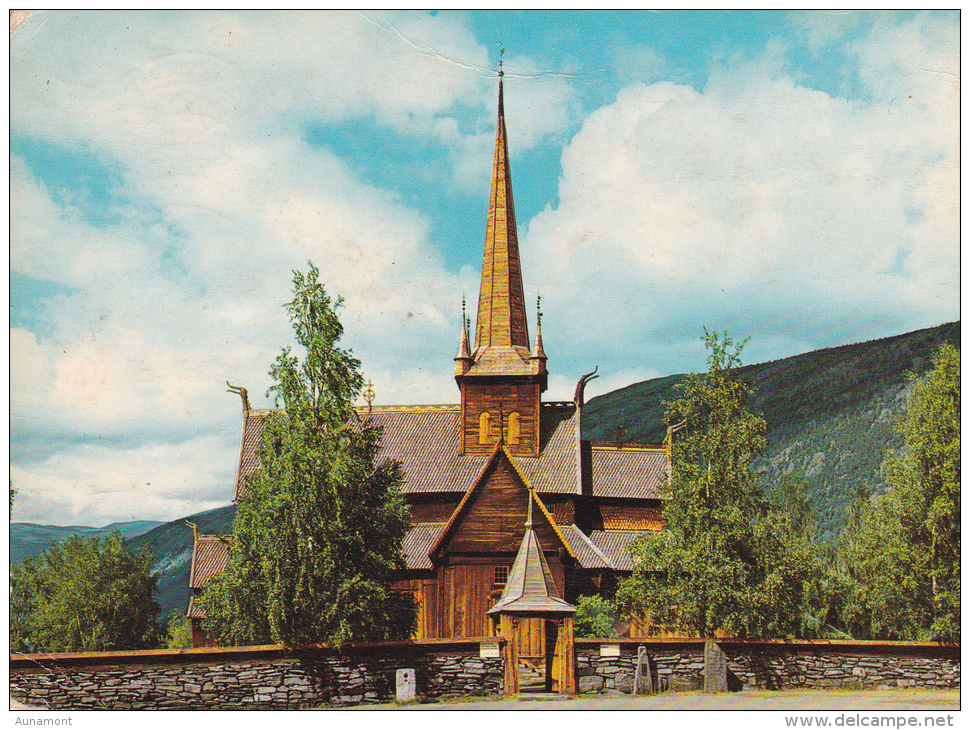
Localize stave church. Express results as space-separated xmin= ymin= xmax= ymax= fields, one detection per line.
xmin=188 ymin=75 xmax=669 ymax=656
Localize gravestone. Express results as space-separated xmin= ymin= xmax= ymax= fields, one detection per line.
xmin=634 ymin=645 xmax=654 ymax=695
xmin=395 ymin=668 xmax=416 ymax=703
xmin=704 ymin=640 xmax=728 ymax=693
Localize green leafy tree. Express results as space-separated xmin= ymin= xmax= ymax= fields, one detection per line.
xmin=618 ymin=331 xmax=823 ymax=638
xmin=836 ymin=343 xmax=960 ymax=640
xmin=574 ymin=595 xmax=618 ymax=638
xmin=202 ymin=263 xmax=416 ymax=647
xmin=760 ymin=474 xmax=835 ymax=637
xmin=165 ymin=613 xmax=194 ymax=649
xmin=10 ymin=532 xmax=160 ymax=652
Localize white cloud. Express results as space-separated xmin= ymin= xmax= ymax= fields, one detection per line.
xmin=524 ymin=19 xmax=958 ymax=376
xmin=10 ymin=12 xmax=507 ymax=525
xmin=10 ymin=435 xmax=236 ymax=527
xmin=9 ymin=11 xmax=958 ymax=526
xmin=10 ymin=329 xmax=52 ymax=415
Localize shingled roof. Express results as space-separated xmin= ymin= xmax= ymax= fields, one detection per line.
xmin=233 ymin=403 xmax=667 ymax=503
xmin=588 ymin=446 xmax=667 ymax=499
xmin=586 ymin=530 xmax=645 ymax=571
xmin=188 ymin=534 xmax=232 ymax=590
xmin=232 ymin=408 xmax=269 ymax=503
xmin=187 ymin=594 xmax=206 ymax=620
xmin=402 ymin=522 xmax=445 ymax=570
xmin=558 ymin=524 xmax=615 ymax=569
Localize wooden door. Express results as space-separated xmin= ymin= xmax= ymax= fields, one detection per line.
xmin=514 ymin=616 xmax=543 ymax=664
xmin=553 ymin=616 xmax=576 ymax=694
xmin=545 ymin=620 xmax=559 ymax=692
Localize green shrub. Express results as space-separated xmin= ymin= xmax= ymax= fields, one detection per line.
xmin=574 ymin=595 xmax=618 ymax=638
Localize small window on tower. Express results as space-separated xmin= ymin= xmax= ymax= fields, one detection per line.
xmin=479 ymin=411 xmax=492 ymax=444
xmin=507 ymin=412 xmax=521 ymax=444
xmin=493 ymin=565 xmax=509 ymax=587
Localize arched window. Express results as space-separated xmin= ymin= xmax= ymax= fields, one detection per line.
xmin=507 ymin=412 xmax=521 ymax=444
xmin=479 ymin=411 xmax=492 ymax=444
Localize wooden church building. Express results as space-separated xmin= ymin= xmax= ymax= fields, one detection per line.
xmin=188 ymin=75 xmax=669 ymax=651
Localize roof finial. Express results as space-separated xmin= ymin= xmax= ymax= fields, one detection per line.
xmin=499 ymin=45 xmax=505 ymax=77
xmin=227 ymin=382 xmax=250 ymax=415
xmin=574 ymin=366 xmax=600 ymax=408
xmin=363 ymin=379 xmax=375 ymax=414
xmin=525 ymin=486 xmax=534 ymax=530
xmin=530 ymin=293 xmax=547 ymax=365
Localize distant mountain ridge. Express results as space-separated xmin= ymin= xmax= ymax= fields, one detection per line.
xmin=582 ymin=321 xmax=960 ymax=540
xmin=10 ymin=520 xmax=165 ymax=568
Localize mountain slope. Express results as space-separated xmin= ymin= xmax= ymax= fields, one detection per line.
xmin=127 ymin=504 xmax=237 ymax=622
xmin=583 ymin=321 xmax=960 ymax=540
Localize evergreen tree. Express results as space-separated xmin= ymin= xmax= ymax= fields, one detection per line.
xmin=836 ymin=343 xmax=959 ymax=640
xmin=618 ymin=331 xmax=824 ymax=638
xmin=202 ymin=263 xmax=416 ymax=647
xmin=10 ymin=532 xmax=160 ymax=652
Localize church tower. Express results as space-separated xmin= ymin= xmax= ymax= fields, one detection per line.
xmin=456 ymin=74 xmax=548 ymax=457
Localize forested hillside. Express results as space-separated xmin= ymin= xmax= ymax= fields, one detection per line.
xmin=126 ymin=504 xmax=236 ymax=622
xmin=583 ymin=321 xmax=959 ymax=540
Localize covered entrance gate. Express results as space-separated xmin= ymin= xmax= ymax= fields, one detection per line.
xmin=488 ymin=489 xmax=576 ymax=695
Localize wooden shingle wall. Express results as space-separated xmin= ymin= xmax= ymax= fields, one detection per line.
xmin=460 ymin=381 xmax=540 ymax=456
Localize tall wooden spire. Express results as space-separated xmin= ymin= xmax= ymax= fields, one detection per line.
xmin=472 ymin=74 xmax=531 ymax=373
xmin=456 ymin=74 xmax=547 ymax=457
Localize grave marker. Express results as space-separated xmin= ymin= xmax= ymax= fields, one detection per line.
xmin=396 ymin=668 xmax=416 ymax=703
xmin=704 ymin=640 xmax=728 ymax=693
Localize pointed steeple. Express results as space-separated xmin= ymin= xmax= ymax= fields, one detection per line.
xmin=455 ymin=297 xmax=473 ymax=376
xmin=487 ymin=488 xmax=575 ymax=616
xmin=471 ymin=73 xmax=531 ymax=374
xmin=530 ymin=295 xmax=547 ymax=372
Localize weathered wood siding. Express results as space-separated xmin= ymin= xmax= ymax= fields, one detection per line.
xmin=460 ymin=381 xmax=540 ymax=456
xmin=547 ymin=498 xmax=575 ymax=525
xmin=438 ymin=563 xmax=498 ymax=638
xmin=443 ymin=455 xmax=561 ymax=554
xmin=421 ymin=450 xmax=570 ymax=642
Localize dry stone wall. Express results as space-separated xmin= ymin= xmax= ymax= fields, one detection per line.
xmin=724 ymin=645 xmax=960 ymax=691
xmin=11 ymin=638 xmax=959 ymax=707
xmin=10 ymin=641 xmax=504 ymax=710
xmin=577 ymin=642 xmax=705 ymax=694
xmin=576 ymin=640 xmax=959 ymax=695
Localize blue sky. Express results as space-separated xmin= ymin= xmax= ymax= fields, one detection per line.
xmin=10 ymin=10 xmax=959 ymax=526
